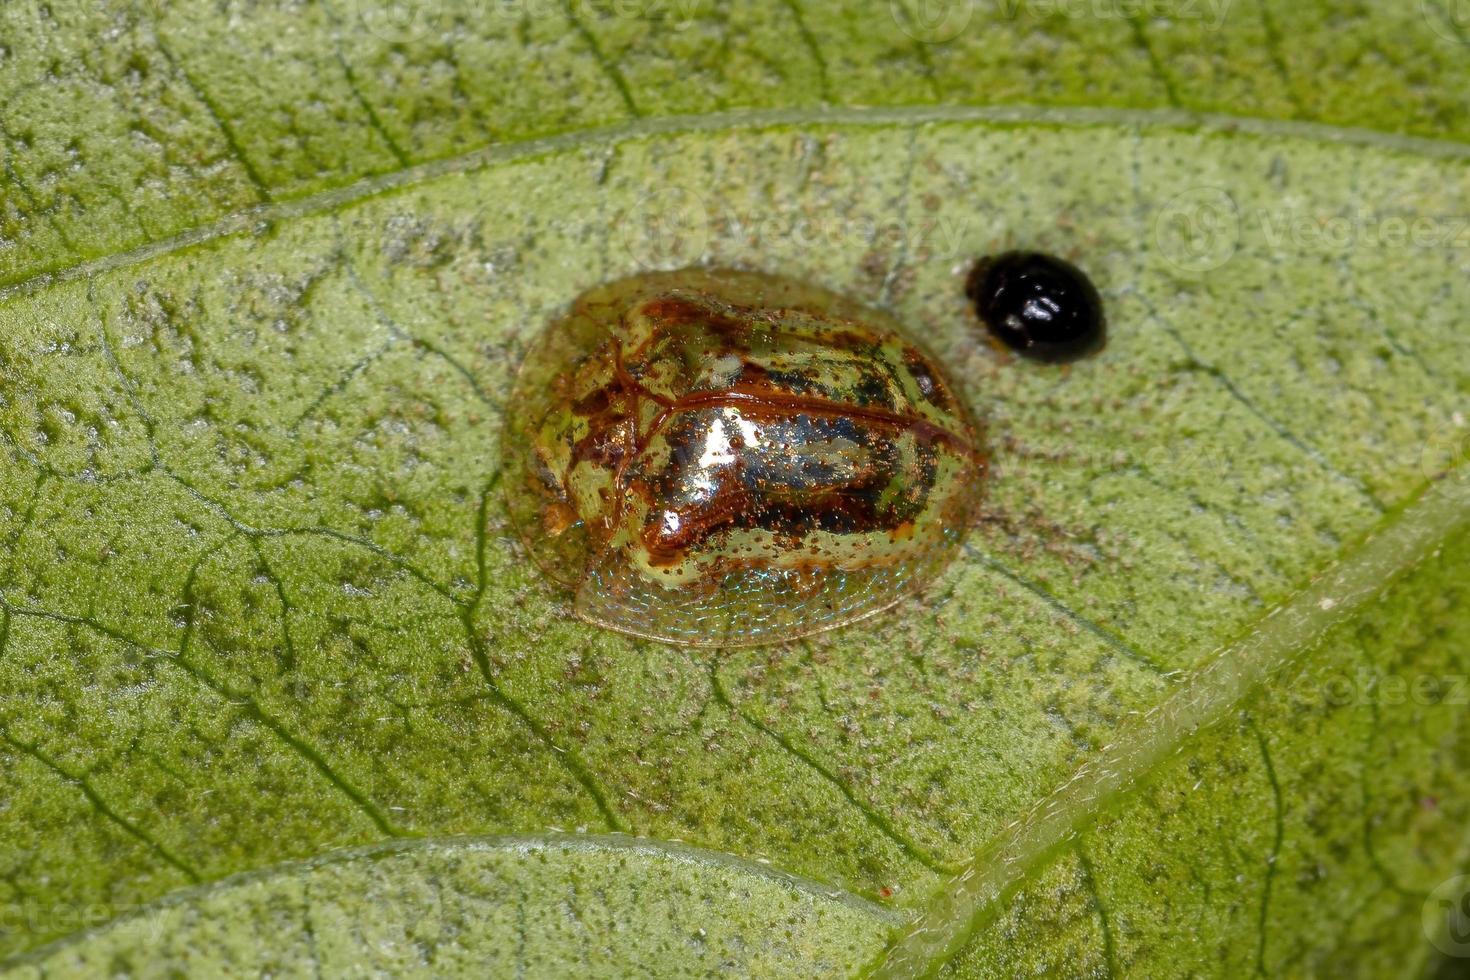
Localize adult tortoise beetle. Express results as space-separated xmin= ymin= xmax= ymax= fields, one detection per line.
xmin=503 ymin=268 xmax=985 ymax=647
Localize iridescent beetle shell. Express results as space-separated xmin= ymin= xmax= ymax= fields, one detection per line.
xmin=503 ymin=268 xmax=985 ymax=647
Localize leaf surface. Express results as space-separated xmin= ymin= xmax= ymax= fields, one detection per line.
xmin=2 ymin=1 xmax=1469 ymax=975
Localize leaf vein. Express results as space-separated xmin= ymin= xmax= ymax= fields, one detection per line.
xmin=965 ymin=546 xmax=1168 ymax=674
xmin=1075 ymin=841 xmax=1118 ymax=979
xmin=1139 ymin=297 xmax=1387 ymax=513
xmin=557 ymin=0 xmax=642 ymax=118
xmin=778 ymin=0 xmax=833 ymax=102
xmin=150 ymin=32 xmax=272 ymax=202
xmin=1127 ymin=16 xmax=1183 ymax=110
xmin=1249 ymin=717 xmax=1284 ymax=978
xmin=460 ymin=612 xmax=627 ymax=833
xmin=0 ymin=726 xmax=202 ymax=884
xmin=706 ymin=662 xmax=952 ymax=876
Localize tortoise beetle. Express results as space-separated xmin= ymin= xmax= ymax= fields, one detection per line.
xmin=503 ymin=268 xmax=985 ymax=647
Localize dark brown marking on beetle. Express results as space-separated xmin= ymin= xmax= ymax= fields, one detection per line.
xmin=736 ymin=361 xmax=771 ymax=387
xmin=570 ymin=416 xmax=632 ymax=470
xmin=755 ymin=307 xmax=882 ymax=353
xmin=612 ymin=338 xmax=675 ymax=408
xmin=571 ymin=386 xmax=613 ymax=417
xmin=637 ymin=296 xmax=755 ymax=350
xmin=903 ymin=346 xmax=958 ymax=414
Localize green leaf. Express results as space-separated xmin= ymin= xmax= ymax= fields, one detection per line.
xmin=2 ymin=1 xmax=1469 ymax=976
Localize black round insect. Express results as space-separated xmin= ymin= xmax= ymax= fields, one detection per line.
xmin=966 ymin=251 xmax=1105 ymax=363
